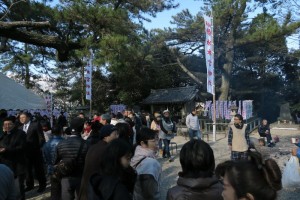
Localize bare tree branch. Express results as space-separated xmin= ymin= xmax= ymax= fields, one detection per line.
xmin=0 ymin=21 xmax=51 ymax=29
xmin=175 ymin=55 xmax=203 ymax=85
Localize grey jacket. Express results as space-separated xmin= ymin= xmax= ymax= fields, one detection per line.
xmin=133 ymin=157 xmax=161 ymax=200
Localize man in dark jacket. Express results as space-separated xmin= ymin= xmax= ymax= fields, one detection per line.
xmin=43 ymin=125 xmax=64 ymax=200
xmin=54 ymin=117 xmax=88 ymax=200
xmin=19 ymin=112 xmax=47 ymax=192
xmin=0 ymin=117 xmax=27 ymax=200
xmin=78 ymin=124 xmax=119 ymax=200
xmin=57 ymin=112 xmax=68 ymax=129
xmin=258 ymin=119 xmax=275 ymax=147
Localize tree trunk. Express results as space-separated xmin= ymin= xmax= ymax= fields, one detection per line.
xmin=24 ymin=44 xmax=30 ymax=89
xmin=81 ymin=63 xmax=85 ymax=106
xmin=176 ymin=56 xmax=203 ymax=85
xmin=219 ymin=37 xmax=234 ymax=100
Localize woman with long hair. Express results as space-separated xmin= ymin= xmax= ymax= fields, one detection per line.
xmin=217 ymin=151 xmax=282 ymax=200
xmin=88 ymin=138 xmax=136 ymax=200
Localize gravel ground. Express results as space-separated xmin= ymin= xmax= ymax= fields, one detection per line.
xmin=25 ymin=123 xmax=300 ymax=200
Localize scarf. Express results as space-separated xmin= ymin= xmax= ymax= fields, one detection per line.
xmin=130 ymin=145 xmax=156 ymax=167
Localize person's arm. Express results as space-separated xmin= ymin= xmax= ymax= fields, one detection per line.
xmin=292 ymin=148 xmax=300 ymax=158
xmin=138 ymin=174 xmax=159 ymax=200
xmin=185 ymin=115 xmax=190 ymax=129
xmin=36 ymin=122 xmax=46 ymax=147
xmin=245 ymin=125 xmax=250 ymax=146
xmin=4 ymin=131 xmax=26 ymax=154
xmin=112 ymin=182 xmax=132 ymax=200
xmin=228 ymin=127 xmax=233 ymax=145
xmin=172 ymin=121 xmax=176 ymax=133
xmin=257 ymin=125 xmax=263 ymax=134
xmin=53 ymin=145 xmax=60 ymax=165
xmin=166 ymin=189 xmax=175 ymax=200
xmin=150 ymin=121 xmax=157 ymax=131
xmin=228 ymin=127 xmax=233 ymax=150
xmin=6 ymin=168 xmax=18 ymax=200
xmin=160 ymin=120 xmax=168 ymax=134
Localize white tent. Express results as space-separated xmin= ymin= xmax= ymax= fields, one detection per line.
xmin=0 ymin=73 xmax=46 ymax=110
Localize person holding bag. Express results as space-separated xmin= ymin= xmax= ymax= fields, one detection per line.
xmin=54 ymin=118 xmax=88 ymax=200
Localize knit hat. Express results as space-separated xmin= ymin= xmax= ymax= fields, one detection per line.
xmin=70 ymin=117 xmax=85 ymax=134
xmin=100 ymin=125 xmax=117 ymax=139
xmin=163 ymin=110 xmax=170 ymax=114
xmin=101 ymin=113 xmax=111 ymax=120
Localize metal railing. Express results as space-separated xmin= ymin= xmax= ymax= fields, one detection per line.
xmin=176 ymin=117 xmax=261 ymax=139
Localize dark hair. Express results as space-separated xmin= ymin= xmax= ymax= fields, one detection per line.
xmin=115 ymin=123 xmax=131 ymax=140
xmin=215 ymin=160 xmax=233 ymax=179
xmin=234 ymin=114 xmax=243 ymax=121
xmin=19 ymin=112 xmax=30 ymax=118
xmin=136 ymin=127 xmax=156 ymax=146
xmin=0 ymin=109 xmax=8 ymax=118
xmin=3 ymin=116 xmax=15 ymax=123
xmin=52 ymin=125 xmax=62 ymax=136
xmin=91 ymin=121 xmax=103 ymax=133
xmin=116 ymin=112 xmax=123 ymax=119
xmin=224 ymin=151 xmax=281 ymax=200
xmin=258 ymin=138 xmax=266 ymax=146
xmin=179 ymin=139 xmax=215 ymax=178
xmin=64 ymin=127 xmax=71 ymax=135
xmin=100 ymin=138 xmax=132 ymax=176
xmin=124 ymin=117 xmax=134 ymax=128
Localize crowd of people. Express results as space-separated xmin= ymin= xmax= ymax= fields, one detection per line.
xmin=0 ymin=108 xmax=293 ymax=200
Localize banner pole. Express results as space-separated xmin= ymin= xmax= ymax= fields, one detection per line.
xmin=89 ymin=49 xmax=93 ymax=119
xmin=211 ymin=9 xmax=216 ymax=142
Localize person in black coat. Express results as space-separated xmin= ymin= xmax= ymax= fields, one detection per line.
xmin=258 ymin=119 xmax=275 ymax=147
xmin=54 ymin=117 xmax=88 ymax=200
xmin=0 ymin=116 xmax=27 ymax=200
xmin=19 ymin=112 xmax=47 ymax=193
xmin=79 ymin=124 xmax=118 ymax=200
xmin=88 ymin=139 xmax=136 ymax=200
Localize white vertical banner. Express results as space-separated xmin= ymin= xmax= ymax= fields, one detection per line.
xmin=203 ymin=15 xmax=215 ymax=95
xmin=85 ymin=54 xmax=92 ymax=100
xmin=44 ymin=94 xmax=53 ymax=127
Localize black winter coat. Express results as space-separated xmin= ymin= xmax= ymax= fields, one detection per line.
xmin=19 ymin=121 xmax=45 ymax=153
xmin=0 ymin=128 xmax=27 ymax=176
xmin=54 ymin=135 xmax=88 ymax=177
xmin=167 ymin=175 xmax=223 ymax=200
xmin=88 ymin=174 xmax=132 ymax=200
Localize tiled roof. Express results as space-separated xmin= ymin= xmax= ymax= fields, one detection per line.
xmin=142 ymin=86 xmax=199 ymax=104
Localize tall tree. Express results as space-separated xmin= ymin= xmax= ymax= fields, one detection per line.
xmin=162 ymin=0 xmax=300 ymax=100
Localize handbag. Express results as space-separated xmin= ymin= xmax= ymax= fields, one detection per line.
xmin=282 ymin=156 xmax=300 ymax=188
xmin=53 ymin=140 xmax=84 ymax=179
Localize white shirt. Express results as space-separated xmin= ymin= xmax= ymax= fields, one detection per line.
xmin=23 ymin=122 xmax=31 ymax=133
xmin=186 ymin=113 xmax=200 ymax=130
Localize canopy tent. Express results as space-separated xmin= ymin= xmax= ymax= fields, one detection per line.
xmin=0 ymin=73 xmax=46 ymax=110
